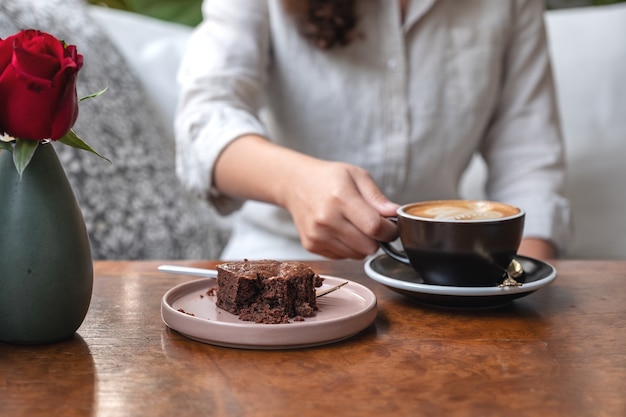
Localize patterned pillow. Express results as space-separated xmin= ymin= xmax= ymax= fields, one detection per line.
xmin=0 ymin=0 xmax=228 ymax=259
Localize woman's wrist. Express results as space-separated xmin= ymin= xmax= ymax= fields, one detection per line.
xmin=213 ymin=134 xmax=314 ymax=207
xmin=518 ymin=238 xmax=557 ymax=260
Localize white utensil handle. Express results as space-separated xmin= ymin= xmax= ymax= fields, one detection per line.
xmin=158 ymin=265 xmax=218 ymax=278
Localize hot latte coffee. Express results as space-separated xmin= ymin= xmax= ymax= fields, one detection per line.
xmin=405 ymin=200 xmax=520 ymax=221
xmin=380 ymin=200 xmax=525 ymax=287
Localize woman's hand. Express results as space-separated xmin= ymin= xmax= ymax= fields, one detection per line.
xmin=214 ymin=135 xmax=399 ymax=259
xmin=518 ymin=237 xmax=556 ymax=260
xmin=280 ymin=159 xmax=399 ymax=259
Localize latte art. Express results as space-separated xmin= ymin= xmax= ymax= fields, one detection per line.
xmin=405 ymin=201 xmax=519 ymax=221
xmin=425 ymin=207 xmax=505 ymax=220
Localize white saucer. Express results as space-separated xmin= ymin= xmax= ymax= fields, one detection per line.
xmin=364 ymin=254 xmax=556 ymax=309
xmin=161 ymin=275 xmax=377 ymax=349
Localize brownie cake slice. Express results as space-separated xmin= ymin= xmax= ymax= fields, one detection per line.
xmin=215 ymin=260 xmax=324 ymax=324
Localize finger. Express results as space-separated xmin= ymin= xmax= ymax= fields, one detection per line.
xmin=337 ymin=205 xmax=397 ymax=244
xmin=336 ymin=179 xmax=398 ymax=242
xmin=343 ymin=169 xmax=399 ymax=241
xmin=300 ymin=212 xmax=379 ymax=259
xmin=314 ymin=238 xmax=370 ymax=260
xmin=351 ymin=169 xmax=400 ymax=217
xmin=319 ymin=236 xmax=377 ymax=260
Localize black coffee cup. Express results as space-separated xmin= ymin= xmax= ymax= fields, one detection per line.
xmin=380 ymin=200 xmax=525 ymax=287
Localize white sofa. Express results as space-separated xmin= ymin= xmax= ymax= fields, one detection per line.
xmin=89 ymin=4 xmax=626 ymax=260
xmin=547 ymin=5 xmax=626 ymax=260
xmin=461 ymin=4 xmax=626 ymax=259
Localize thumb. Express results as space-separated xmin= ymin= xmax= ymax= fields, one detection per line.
xmin=368 ymin=191 xmax=400 ymax=217
xmin=352 ymin=170 xmax=400 ymax=217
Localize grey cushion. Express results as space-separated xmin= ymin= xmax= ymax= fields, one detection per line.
xmin=0 ymin=0 xmax=227 ymax=259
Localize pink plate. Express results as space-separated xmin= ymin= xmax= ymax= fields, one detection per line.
xmin=161 ymin=275 xmax=377 ymax=349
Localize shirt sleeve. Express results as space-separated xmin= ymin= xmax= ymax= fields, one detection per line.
xmin=480 ymin=0 xmax=571 ymax=253
xmin=174 ymin=0 xmax=270 ymax=214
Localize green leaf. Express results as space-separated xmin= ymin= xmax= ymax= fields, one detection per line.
xmin=0 ymin=141 xmax=12 ymax=152
xmin=79 ymin=86 xmax=108 ymax=102
xmin=13 ymin=139 xmax=40 ymax=179
xmin=58 ymin=130 xmax=111 ymax=164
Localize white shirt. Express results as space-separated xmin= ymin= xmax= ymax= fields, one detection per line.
xmin=175 ymin=0 xmax=571 ymax=260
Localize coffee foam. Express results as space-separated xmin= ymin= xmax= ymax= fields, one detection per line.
xmin=405 ymin=201 xmax=519 ymax=221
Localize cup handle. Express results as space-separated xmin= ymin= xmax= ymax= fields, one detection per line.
xmin=378 ymin=217 xmax=411 ymax=265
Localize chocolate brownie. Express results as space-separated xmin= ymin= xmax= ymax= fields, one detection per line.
xmin=215 ymin=260 xmax=323 ymax=324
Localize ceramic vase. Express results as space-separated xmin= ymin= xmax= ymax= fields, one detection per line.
xmin=0 ymin=143 xmax=93 ymax=344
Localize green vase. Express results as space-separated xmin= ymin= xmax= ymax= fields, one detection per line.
xmin=0 ymin=143 xmax=93 ymax=344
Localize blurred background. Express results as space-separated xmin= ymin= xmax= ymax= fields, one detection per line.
xmin=77 ymin=0 xmax=626 ymax=260
xmin=3 ymin=0 xmax=623 ymax=259
xmin=86 ymin=0 xmax=626 ymax=26
xmin=547 ymin=0 xmax=625 ymax=7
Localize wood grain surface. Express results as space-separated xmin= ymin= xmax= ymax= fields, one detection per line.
xmin=1 ymin=259 xmax=624 ymax=417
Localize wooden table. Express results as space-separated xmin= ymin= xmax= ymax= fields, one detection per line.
xmin=1 ymin=259 xmax=625 ymax=417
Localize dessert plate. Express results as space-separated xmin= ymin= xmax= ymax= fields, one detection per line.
xmin=161 ymin=276 xmax=377 ymax=349
xmin=364 ymin=254 xmax=556 ymax=309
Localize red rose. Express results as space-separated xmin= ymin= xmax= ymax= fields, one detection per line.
xmin=0 ymin=29 xmax=83 ymax=141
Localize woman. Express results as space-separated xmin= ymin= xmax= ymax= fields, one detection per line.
xmin=175 ymin=0 xmax=570 ymax=260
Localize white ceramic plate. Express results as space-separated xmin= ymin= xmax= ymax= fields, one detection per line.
xmin=161 ymin=276 xmax=377 ymax=349
xmin=364 ymin=254 xmax=557 ymax=309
